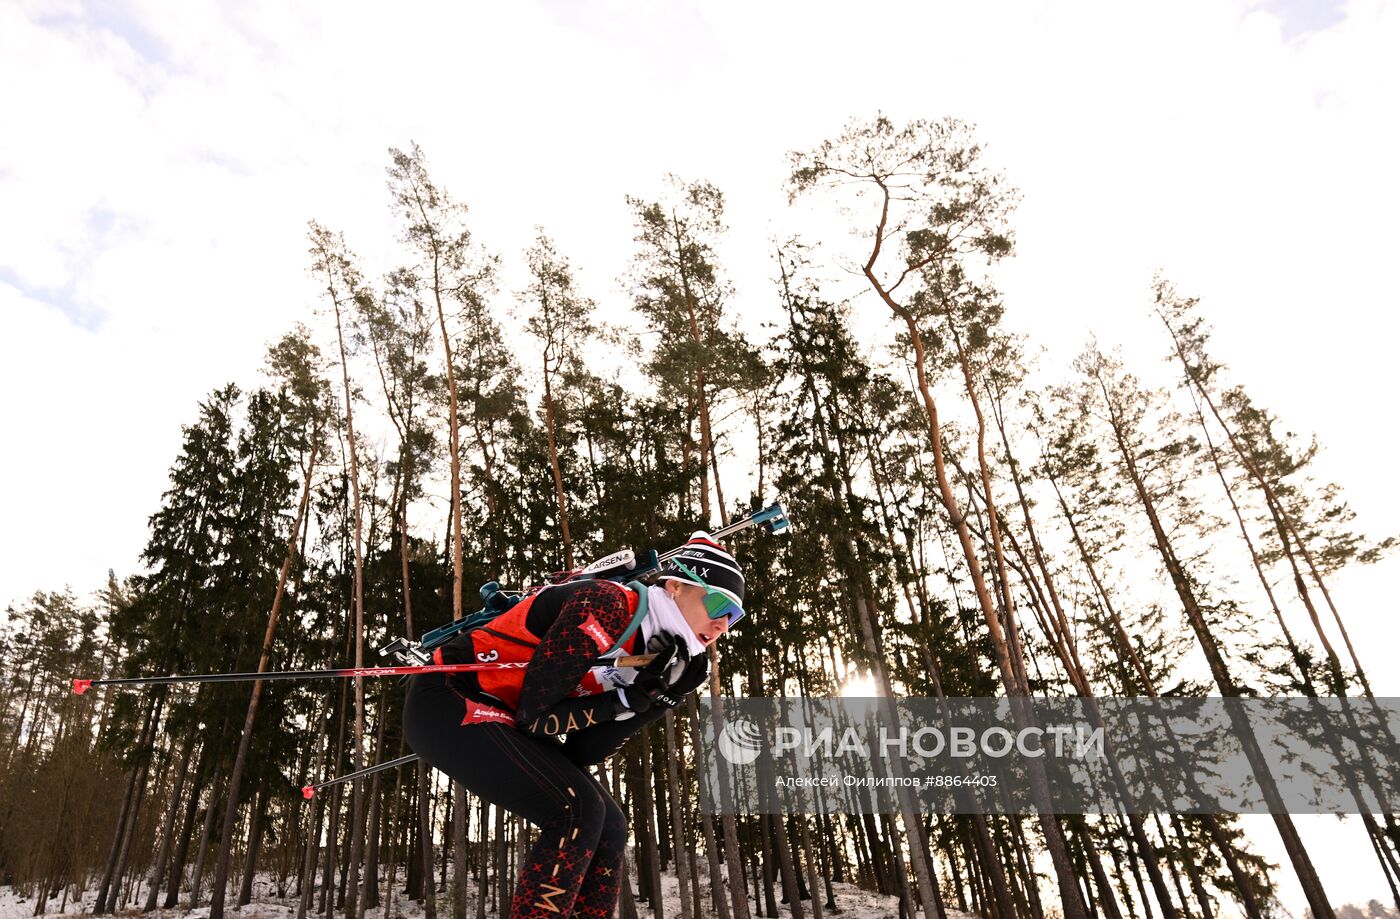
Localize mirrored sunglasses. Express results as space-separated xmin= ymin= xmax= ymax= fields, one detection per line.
xmin=671 ymin=561 xmax=746 ymax=628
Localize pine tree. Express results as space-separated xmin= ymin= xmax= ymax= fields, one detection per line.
xmin=627 ymin=176 xmax=761 ymax=919
xmin=520 ymin=230 xmax=598 ymax=569
xmin=386 ymin=142 xmax=497 ymax=624
xmin=1070 ymin=343 xmax=1335 ymax=919
xmin=206 ymin=330 xmax=332 ymax=919
xmin=1154 ymin=279 xmax=1400 ymax=902
xmin=360 ymin=262 xmax=442 ymax=916
xmin=789 ymin=114 xmax=1090 ymax=919
xmin=627 ymin=176 xmax=752 ymax=527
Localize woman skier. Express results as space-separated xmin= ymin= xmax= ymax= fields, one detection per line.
xmin=402 ymin=533 xmax=747 ymax=919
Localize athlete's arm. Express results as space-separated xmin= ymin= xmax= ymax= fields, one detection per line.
xmin=514 ymin=580 xmax=636 ymax=731
xmin=560 ymin=704 xmax=670 ymax=766
xmin=560 ymin=645 xmax=711 ymax=765
xmin=518 ymin=691 xmax=629 ymax=739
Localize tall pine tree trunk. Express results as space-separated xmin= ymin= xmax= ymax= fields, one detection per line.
xmin=163 ymin=741 xmax=211 ymax=908
xmin=362 ymin=692 xmax=389 ymax=913
xmin=188 ymin=758 xmax=225 ymax=908
xmin=142 ymin=733 xmax=195 ymax=911
xmin=336 ymin=293 xmax=370 ymax=919
xmin=542 ymin=357 xmax=575 ymax=568
xmin=417 ymin=761 xmax=438 ymax=919
xmin=94 ymin=693 xmax=157 ymax=914
xmin=984 ymin=387 xmax=1189 ymax=919
xmin=664 ymin=712 xmax=695 ymax=919
xmin=1092 ymin=367 xmax=1335 ymax=919
xmin=104 ymin=692 xmax=166 ymax=912
xmin=210 ymin=440 xmax=319 ymax=919
xmin=452 ymin=786 xmax=468 ymax=919
xmin=238 ymin=788 xmax=269 ymax=906
xmin=855 ymin=182 xmax=1088 ymax=919
xmin=684 ymin=695 xmax=735 ymax=919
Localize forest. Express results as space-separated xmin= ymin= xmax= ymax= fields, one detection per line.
xmin=1 ymin=116 xmax=1394 ymax=919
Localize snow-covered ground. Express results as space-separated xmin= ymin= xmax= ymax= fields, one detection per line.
xmin=0 ymin=870 xmax=968 ymax=919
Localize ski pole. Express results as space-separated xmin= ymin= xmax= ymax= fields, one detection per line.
xmin=301 ymin=753 xmax=419 ymax=799
xmin=72 ymin=654 xmax=656 ymax=696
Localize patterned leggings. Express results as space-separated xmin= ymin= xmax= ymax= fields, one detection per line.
xmin=404 ymin=672 xmax=626 ymax=919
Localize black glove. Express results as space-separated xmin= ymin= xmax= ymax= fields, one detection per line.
xmin=649 ymin=631 xmax=711 ymax=696
xmin=618 ymin=634 xmax=686 ymax=715
xmin=668 ymin=652 xmax=711 ymax=696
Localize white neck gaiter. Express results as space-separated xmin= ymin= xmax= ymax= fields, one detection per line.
xmin=641 ymin=583 xmax=709 ymax=658
xmin=589 ymin=583 xmax=708 ymax=693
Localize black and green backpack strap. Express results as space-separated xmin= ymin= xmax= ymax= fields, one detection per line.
xmin=602 ymin=581 xmax=650 ymax=656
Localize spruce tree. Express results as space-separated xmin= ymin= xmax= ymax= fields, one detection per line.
xmin=520 ymin=230 xmax=598 ymax=569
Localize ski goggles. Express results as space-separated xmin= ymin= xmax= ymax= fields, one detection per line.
xmin=669 ymin=561 xmax=746 ymax=628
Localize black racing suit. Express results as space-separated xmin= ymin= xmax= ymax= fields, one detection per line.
xmin=402 ymin=580 xmax=676 ymax=919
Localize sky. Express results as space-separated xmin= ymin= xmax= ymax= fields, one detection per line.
xmin=1 ymin=0 xmax=1397 ymax=913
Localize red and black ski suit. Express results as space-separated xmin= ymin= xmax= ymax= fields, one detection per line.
xmin=402 ymin=579 xmax=672 ymax=919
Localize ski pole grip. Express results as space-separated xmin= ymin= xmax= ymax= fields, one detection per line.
xmin=73 ymin=679 xmax=92 ymax=695
xmin=302 ymin=786 xmax=316 ymax=800
xmin=614 ymin=654 xmax=656 ymax=668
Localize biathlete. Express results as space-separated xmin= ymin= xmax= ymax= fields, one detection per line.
xmin=402 ymin=533 xmax=747 ymax=919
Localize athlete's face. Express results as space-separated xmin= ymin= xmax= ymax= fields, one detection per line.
xmin=666 ymin=579 xmax=730 ymax=646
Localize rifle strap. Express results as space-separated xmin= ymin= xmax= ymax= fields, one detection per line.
xmin=603 ymin=582 xmax=650 ymax=656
